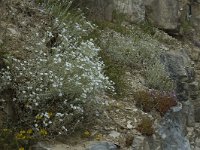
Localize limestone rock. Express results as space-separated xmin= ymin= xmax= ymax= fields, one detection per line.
xmin=109 ymin=131 xmax=121 ymax=138
xmin=132 ymin=136 xmax=150 ymax=150
xmin=31 ymin=142 xmax=51 ymax=150
xmin=113 ymin=0 xmax=145 ymax=23
xmin=156 ymin=111 xmax=191 ymax=150
xmin=7 ymin=28 xmax=20 ymax=37
xmin=145 ymin=0 xmax=179 ymax=30
xmin=160 ymin=51 xmax=194 ymax=101
xmin=160 ymin=52 xmax=189 ymax=80
xmin=194 ymin=102 xmax=200 ymax=122
xmin=191 ymin=2 xmax=200 ymax=32
xmin=88 ymin=142 xmax=119 ymax=150
xmin=190 ymin=47 xmax=200 ymax=61
xmin=77 ymin=0 xmax=114 ymax=21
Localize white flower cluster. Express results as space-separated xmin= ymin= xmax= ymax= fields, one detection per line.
xmin=0 ymin=15 xmax=113 ymax=135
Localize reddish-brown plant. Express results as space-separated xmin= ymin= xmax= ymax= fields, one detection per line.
xmin=136 ymin=117 xmax=154 ymax=136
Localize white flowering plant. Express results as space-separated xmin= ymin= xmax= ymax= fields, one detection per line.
xmin=0 ymin=9 xmax=113 ymax=137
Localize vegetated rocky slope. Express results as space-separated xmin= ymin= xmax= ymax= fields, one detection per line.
xmin=0 ymin=0 xmax=200 ymax=150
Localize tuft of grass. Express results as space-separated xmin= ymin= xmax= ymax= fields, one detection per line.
xmin=145 ymin=61 xmax=174 ymax=91
xmin=138 ymin=22 xmax=156 ymax=36
xmin=99 ymin=50 xmax=127 ymax=99
xmin=180 ymin=20 xmax=193 ymax=34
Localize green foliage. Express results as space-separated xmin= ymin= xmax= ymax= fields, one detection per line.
xmin=99 ymin=50 xmax=127 ymax=98
xmin=36 ymin=0 xmax=79 ymax=23
xmin=139 ymin=22 xmax=156 ymax=36
xmin=112 ymin=10 xmax=127 ymax=24
xmin=0 ymin=129 xmax=18 ymax=150
xmin=95 ymin=21 xmax=131 ymax=35
xmin=0 ymin=128 xmax=37 ymax=150
xmin=180 ymin=20 xmax=193 ymax=33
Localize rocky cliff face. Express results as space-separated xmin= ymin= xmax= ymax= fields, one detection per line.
xmin=145 ymin=0 xmax=180 ymax=30
xmin=84 ymin=0 xmax=200 ymax=32
xmin=113 ymin=0 xmax=145 ymax=23
xmin=1 ymin=0 xmax=200 ymax=150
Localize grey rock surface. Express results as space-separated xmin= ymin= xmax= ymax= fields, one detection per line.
xmin=191 ymin=2 xmax=200 ymax=32
xmin=113 ymin=0 xmax=145 ymax=23
xmin=160 ymin=52 xmax=189 ymax=80
xmin=88 ymin=142 xmax=119 ymax=150
xmin=145 ymin=0 xmax=179 ymax=30
xmin=132 ymin=136 xmax=150 ymax=150
xmin=31 ymin=142 xmax=51 ymax=150
xmin=157 ymin=111 xmax=191 ymax=150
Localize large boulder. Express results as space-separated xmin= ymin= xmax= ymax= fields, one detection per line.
xmin=113 ymin=0 xmax=145 ymax=23
xmin=194 ymin=102 xmax=200 ymax=122
xmin=191 ymin=2 xmax=200 ymax=32
xmin=72 ymin=0 xmax=113 ymax=21
xmin=145 ymin=0 xmax=180 ymax=30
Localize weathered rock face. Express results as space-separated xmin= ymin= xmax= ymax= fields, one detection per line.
xmin=157 ymin=111 xmax=191 ymax=150
xmin=132 ymin=136 xmax=151 ymax=150
xmin=160 ymin=50 xmax=196 ymax=101
xmin=126 ymin=49 xmax=197 ymax=150
xmin=113 ymin=0 xmax=145 ymax=23
xmin=155 ymin=50 xmax=195 ymax=150
xmin=78 ymin=0 xmax=200 ymax=34
xmin=88 ymin=142 xmax=119 ymax=150
xmin=145 ymin=0 xmax=180 ymax=30
xmin=76 ymin=0 xmax=114 ymax=21
xmin=75 ymin=0 xmax=145 ymax=22
xmin=189 ymin=47 xmax=200 ymax=123
xmin=191 ymin=2 xmax=200 ymax=32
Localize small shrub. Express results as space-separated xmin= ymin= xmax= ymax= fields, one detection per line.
xmin=134 ymin=90 xmax=178 ymax=115
xmin=99 ymin=30 xmax=161 ymax=69
xmin=134 ymin=90 xmax=156 ymax=112
xmin=98 ymin=26 xmax=175 ymax=93
xmin=136 ymin=117 xmax=154 ymax=136
xmin=153 ymin=91 xmax=177 ymax=116
xmin=99 ymin=50 xmax=127 ymax=98
xmin=0 ymin=1 xmax=113 ymax=141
